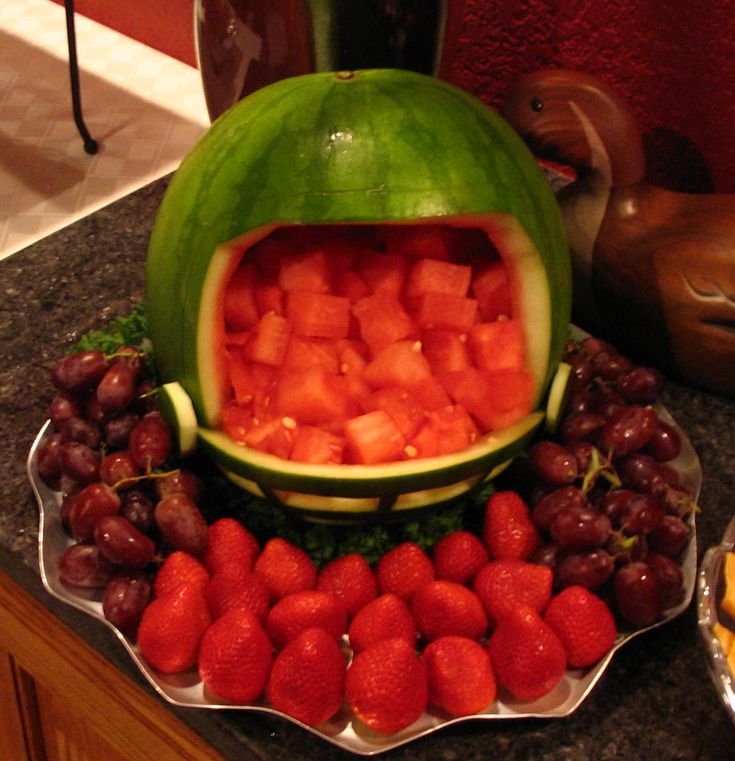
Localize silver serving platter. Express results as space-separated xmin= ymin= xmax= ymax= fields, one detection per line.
xmin=697 ymin=513 xmax=735 ymax=725
xmin=29 ymin=402 xmax=701 ymax=756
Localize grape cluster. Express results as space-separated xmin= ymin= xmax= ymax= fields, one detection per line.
xmin=511 ymin=336 xmax=694 ymax=628
xmin=36 ymin=348 xmax=209 ymax=633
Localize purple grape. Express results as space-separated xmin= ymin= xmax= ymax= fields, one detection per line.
xmin=532 ymin=486 xmax=588 ymax=531
xmin=528 ymin=440 xmax=579 ymax=486
xmin=617 ymin=453 xmax=667 ymax=493
xmin=95 ymin=360 xmax=139 ymax=414
xmin=68 ymin=481 xmax=121 ymax=542
xmin=50 ymin=392 xmax=84 ymax=430
xmin=648 ymin=515 xmax=691 ymax=557
xmin=644 ymin=419 xmax=682 ymax=462
xmin=619 ymin=493 xmax=665 ymax=535
xmin=58 ymin=544 xmax=116 ymax=587
xmin=599 ymin=405 xmax=658 ymax=457
xmin=51 ymin=350 xmax=109 ymax=394
xmin=154 ymin=469 xmax=203 ymax=502
xmin=154 ymin=493 xmax=208 ymax=555
xmin=58 ymin=441 xmax=100 ymax=484
xmin=94 ymin=515 xmax=156 ymax=568
xmin=104 ymin=413 xmax=140 ymax=449
xmin=102 ymin=570 xmax=152 ymax=632
xmin=549 ymin=506 xmax=612 ymax=550
xmin=646 ymin=552 xmax=685 ymax=608
xmin=99 ymin=450 xmax=140 ymax=487
xmin=36 ymin=432 xmax=63 ymax=485
xmin=119 ymin=489 xmax=156 ymax=534
xmin=129 ymin=413 xmax=172 ymax=471
xmin=559 ymin=412 xmax=606 ymax=444
xmin=616 ymin=366 xmax=664 ymax=404
xmin=60 ymin=416 xmax=101 ymax=449
xmin=554 ymin=549 xmax=614 ymax=590
xmin=614 ymin=561 xmax=663 ymax=627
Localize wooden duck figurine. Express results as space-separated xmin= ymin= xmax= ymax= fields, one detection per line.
xmin=502 ymin=69 xmax=735 ymax=397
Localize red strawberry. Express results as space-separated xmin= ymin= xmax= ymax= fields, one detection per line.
xmin=200 ymin=517 xmax=260 ymax=575
xmin=376 ymin=541 xmax=434 ymax=601
xmin=204 ymin=562 xmax=271 ymax=622
xmin=153 ymin=550 xmax=210 ymax=598
xmin=410 ymin=580 xmax=487 ymax=642
xmin=472 ymin=559 xmax=552 ymax=625
xmin=432 ymin=530 xmax=489 ymax=584
xmin=253 ymin=537 xmax=317 ymax=601
xmin=543 ymin=585 xmax=618 ymax=668
xmin=487 ymin=605 xmax=566 ymax=701
xmin=483 ymin=491 xmax=540 ymax=560
xmin=423 ymin=635 xmax=496 ymax=716
xmin=267 ymin=627 xmax=346 ymax=726
xmin=137 ymin=585 xmax=211 ymax=674
xmin=266 ymin=590 xmax=348 ymax=649
xmin=345 ymin=637 xmax=428 ymax=735
xmin=348 ymin=593 xmax=417 ymax=654
xmin=316 ymin=553 xmax=378 ymax=618
xmin=198 ymin=607 xmax=273 ymax=704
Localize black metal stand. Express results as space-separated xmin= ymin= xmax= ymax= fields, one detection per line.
xmin=64 ymin=0 xmax=98 ymax=155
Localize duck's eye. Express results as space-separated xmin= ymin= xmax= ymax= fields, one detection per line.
xmin=530 ymin=98 xmax=543 ymax=113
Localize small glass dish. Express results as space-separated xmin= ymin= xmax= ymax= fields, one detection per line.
xmin=697 ymin=513 xmax=735 ymax=724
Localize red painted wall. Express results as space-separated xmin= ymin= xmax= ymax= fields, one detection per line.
xmin=61 ymin=0 xmax=735 ymax=192
xmin=440 ymin=0 xmax=735 ymax=192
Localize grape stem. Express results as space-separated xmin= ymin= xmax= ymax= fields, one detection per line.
xmin=581 ymin=447 xmax=621 ymax=493
xmin=111 ymin=468 xmax=181 ymax=493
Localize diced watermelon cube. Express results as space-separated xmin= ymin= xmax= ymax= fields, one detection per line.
xmin=363 ymin=386 xmax=426 ymax=439
xmin=472 ymin=261 xmax=513 ymax=321
xmin=220 ymin=403 xmax=256 ymax=444
xmin=275 ymin=366 xmax=355 ymax=425
xmin=344 ymin=410 xmax=407 ymax=464
xmin=427 ymin=404 xmax=480 ymax=455
xmin=352 ymin=292 xmax=416 ymax=353
xmin=286 ymin=290 xmax=351 ymax=339
xmin=421 ymin=329 xmax=472 ymax=374
xmin=404 ymin=420 xmax=440 ymax=459
xmin=241 ymin=416 xmax=296 ymax=460
xmin=357 ymin=252 xmax=409 ymax=296
xmin=362 ymin=340 xmax=433 ymax=389
xmin=467 ymin=319 xmax=525 ymax=373
xmin=290 ymin=425 xmax=346 ymax=464
xmin=225 ymin=351 xmax=277 ymax=417
xmin=278 ymin=249 xmax=332 ymax=293
xmin=406 ymin=258 xmax=472 ymax=300
xmin=438 ymin=368 xmax=534 ymax=432
xmin=408 ymin=376 xmax=453 ymax=411
xmin=281 ymin=335 xmax=339 ymax=374
xmin=414 ymin=292 xmax=478 ymax=332
xmin=243 ymin=311 xmax=291 ymax=366
xmin=380 ymin=224 xmax=455 ymax=260
xmin=254 ymin=281 xmax=284 ymax=316
xmin=224 ymin=263 xmax=259 ymax=331
xmin=335 ymin=270 xmax=369 ymax=304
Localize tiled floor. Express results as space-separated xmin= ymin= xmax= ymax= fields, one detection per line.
xmin=0 ymin=0 xmax=210 ymax=260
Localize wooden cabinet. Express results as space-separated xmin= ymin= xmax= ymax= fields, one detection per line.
xmin=0 ymin=569 xmax=226 ymax=761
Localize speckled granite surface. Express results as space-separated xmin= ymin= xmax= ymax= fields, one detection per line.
xmin=2 ymin=178 xmax=735 ymax=760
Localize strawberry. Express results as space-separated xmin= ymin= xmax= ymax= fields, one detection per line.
xmin=316 ymin=553 xmax=378 ymax=618
xmin=376 ymin=541 xmax=434 ymax=601
xmin=204 ymin=561 xmax=271 ymax=622
xmin=200 ymin=517 xmax=260 ymax=574
xmin=487 ymin=605 xmax=566 ymax=701
xmin=267 ymin=627 xmax=346 ymax=726
xmin=543 ymin=585 xmax=618 ymax=668
xmin=410 ymin=580 xmax=487 ymax=642
xmin=347 ymin=593 xmax=417 ymax=654
xmin=483 ymin=490 xmax=540 ymax=561
xmin=432 ymin=530 xmax=489 ymax=584
xmin=345 ymin=637 xmax=428 ymax=735
xmin=266 ymin=590 xmax=348 ymax=649
xmin=423 ymin=635 xmax=496 ymax=716
xmin=153 ymin=550 xmax=210 ymax=598
xmin=472 ymin=559 xmax=552 ymax=626
xmin=253 ymin=537 xmax=317 ymax=601
xmin=198 ymin=607 xmax=274 ymax=704
xmin=136 ymin=585 xmax=211 ymax=674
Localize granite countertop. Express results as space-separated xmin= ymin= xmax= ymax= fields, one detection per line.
xmin=2 ymin=177 xmax=735 ymax=760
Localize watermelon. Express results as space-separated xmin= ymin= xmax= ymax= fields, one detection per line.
xmin=146 ymin=69 xmax=571 ymax=521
